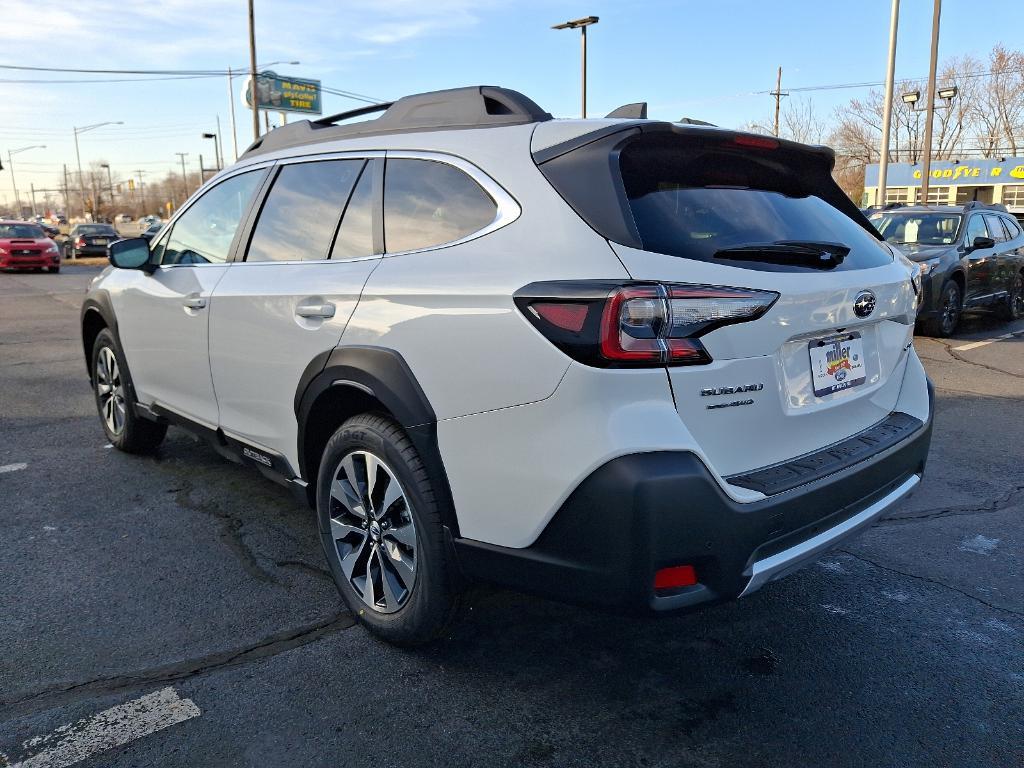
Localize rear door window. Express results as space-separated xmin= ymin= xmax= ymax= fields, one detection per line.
xmin=331 ymin=163 xmax=376 ymax=260
xmin=383 ymin=158 xmax=497 ymax=253
xmin=999 ymin=216 xmax=1021 ymax=240
xmin=618 ymin=135 xmax=892 ymax=272
xmin=246 ymin=159 xmax=364 ymax=262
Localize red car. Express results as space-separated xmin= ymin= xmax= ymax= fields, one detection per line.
xmin=0 ymin=221 xmax=62 ymax=273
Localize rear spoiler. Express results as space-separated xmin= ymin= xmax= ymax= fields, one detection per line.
xmin=533 ymin=121 xmax=883 ymax=246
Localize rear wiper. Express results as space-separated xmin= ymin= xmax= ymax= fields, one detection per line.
xmin=714 ymin=240 xmax=850 ymax=269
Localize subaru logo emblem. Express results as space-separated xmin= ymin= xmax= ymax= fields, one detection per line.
xmin=853 ymin=290 xmax=876 ymax=318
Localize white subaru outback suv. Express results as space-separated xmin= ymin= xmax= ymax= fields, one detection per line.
xmin=82 ymin=86 xmax=932 ymax=644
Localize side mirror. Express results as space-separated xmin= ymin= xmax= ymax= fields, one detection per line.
xmin=108 ymin=237 xmax=154 ymax=272
xmin=970 ymin=235 xmax=996 ymax=251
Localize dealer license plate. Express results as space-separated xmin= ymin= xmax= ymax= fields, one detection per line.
xmin=809 ymin=332 xmax=866 ymax=397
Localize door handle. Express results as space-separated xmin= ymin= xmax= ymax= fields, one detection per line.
xmin=183 ymin=294 xmax=207 ymax=310
xmin=295 ymin=301 xmax=336 ymax=319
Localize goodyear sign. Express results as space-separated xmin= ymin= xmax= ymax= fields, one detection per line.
xmin=866 ymin=158 xmax=1024 ymax=186
xmin=244 ymin=71 xmax=322 ymax=115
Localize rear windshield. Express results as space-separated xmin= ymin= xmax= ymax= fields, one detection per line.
xmin=79 ymin=225 xmax=118 ymax=235
xmin=0 ymin=224 xmax=45 ymax=238
xmin=867 ymin=212 xmax=961 ymax=245
xmin=618 ymin=135 xmax=892 ymax=272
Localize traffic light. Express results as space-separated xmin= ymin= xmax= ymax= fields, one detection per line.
xmin=128 ymin=178 xmax=135 ymax=191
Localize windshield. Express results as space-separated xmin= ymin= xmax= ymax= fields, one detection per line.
xmin=0 ymin=223 xmax=45 ymax=239
xmin=79 ymin=225 xmax=118 ymax=235
xmin=868 ymin=212 xmax=961 ymax=245
xmin=618 ymin=136 xmax=892 ymax=271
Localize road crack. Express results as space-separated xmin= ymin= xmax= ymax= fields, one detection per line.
xmin=882 ymin=484 xmax=1024 ymax=525
xmin=837 ymin=549 xmax=1023 ymax=620
xmin=173 ymin=479 xmax=281 ymax=585
xmin=0 ymin=613 xmax=355 ymax=720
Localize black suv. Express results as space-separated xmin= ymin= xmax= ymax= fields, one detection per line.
xmin=869 ymin=203 xmax=1024 ymax=336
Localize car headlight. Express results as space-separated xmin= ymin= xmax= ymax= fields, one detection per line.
xmin=911 ymin=264 xmax=922 ymax=296
xmin=45 ymin=243 xmax=59 ymax=254
xmin=917 ymin=257 xmax=942 ymax=276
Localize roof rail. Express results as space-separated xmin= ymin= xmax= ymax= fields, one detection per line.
xmin=241 ymin=85 xmax=552 ymax=158
xmin=315 ymin=101 xmax=394 ymax=126
xmin=964 ymin=201 xmax=1008 ymax=213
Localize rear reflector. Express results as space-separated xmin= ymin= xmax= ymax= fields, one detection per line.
xmin=531 ymin=302 xmax=589 ymax=333
xmin=654 ymin=565 xmax=698 ymax=590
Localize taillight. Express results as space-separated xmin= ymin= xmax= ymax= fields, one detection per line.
xmin=516 ymin=281 xmax=778 ymax=368
xmin=75 ymin=237 xmax=86 ymax=247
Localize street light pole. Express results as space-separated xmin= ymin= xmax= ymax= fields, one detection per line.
xmin=552 ymin=16 xmax=599 ymax=119
xmin=73 ymin=122 xmax=122 ymax=220
xmin=877 ymin=0 xmax=900 ymax=206
xmin=227 ymin=66 xmax=239 ymax=162
xmin=919 ymin=0 xmax=942 ymax=205
xmin=248 ymin=0 xmax=260 ymax=141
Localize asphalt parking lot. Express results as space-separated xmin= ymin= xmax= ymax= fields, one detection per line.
xmin=1 ymin=265 xmax=1022 ymax=768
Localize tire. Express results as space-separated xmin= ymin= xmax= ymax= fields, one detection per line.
xmin=90 ymin=328 xmax=167 ymax=453
xmin=317 ymin=413 xmax=459 ymax=645
xmin=926 ymin=280 xmax=962 ymax=337
xmin=48 ymin=266 xmax=60 ymax=274
xmin=996 ymin=271 xmax=1023 ymax=322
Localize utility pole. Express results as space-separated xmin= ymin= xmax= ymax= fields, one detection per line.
xmin=62 ymin=165 xmax=71 ymax=217
xmin=199 ymin=154 xmax=206 ymax=183
xmin=30 ymin=183 xmax=37 ymax=217
xmin=101 ymin=163 xmax=114 ymax=207
xmin=919 ymin=0 xmax=942 ymax=205
xmin=877 ymin=0 xmax=900 ymax=206
xmin=771 ymin=67 xmax=787 ymax=137
xmin=176 ymin=152 xmax=190 ymax=199
xmin=135 ymin=170 xmax=147 ymax=215
xmin=248 ymin=0 xmax=260 ymax=141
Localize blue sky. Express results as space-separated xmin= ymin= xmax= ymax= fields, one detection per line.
xmin=3 ymin=0 xmax=1023 ymax=211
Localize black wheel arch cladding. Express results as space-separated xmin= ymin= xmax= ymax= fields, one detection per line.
xmin=295 ymin=345 xmax=460 ymax=536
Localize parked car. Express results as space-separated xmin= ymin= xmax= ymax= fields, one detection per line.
xmin=868 ymin=203 xmax=1024 ymax=335
xmin=139 ymin=222 xmax=163 ymax=243
xmin=0 ymin=220 xmax=62 ymax=272
xmin=138 ymin=215 xmax=162 ymax=230
xmin=64 ymin=223 xmax=120 ymax=259
xmin=82 ymin=86 xmax=932 ymax=644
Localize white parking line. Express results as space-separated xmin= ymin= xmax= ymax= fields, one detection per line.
xmin=9 ymin=687 xmax=200 ymax=768
xmin=0 ymin=462 xmax=28 ymax=474
xmin=953 ymin=332 xmax=1017 ymax=352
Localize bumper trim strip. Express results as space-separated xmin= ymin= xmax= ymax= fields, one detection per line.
xmin=739 ymin=473 xmax=920 ymax=598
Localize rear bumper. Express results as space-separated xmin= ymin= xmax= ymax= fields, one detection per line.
xmin=454 ymin=380 xmax=934 ymax=613
xmin=71 ymin=245 xmax=110 ymax=257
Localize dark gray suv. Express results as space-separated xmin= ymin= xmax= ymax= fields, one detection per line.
xmin=869 ymin=202 xmax=1024 ymax=336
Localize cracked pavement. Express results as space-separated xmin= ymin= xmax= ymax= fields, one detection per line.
xmin=1 ymin=267 xmax=1021 ymax=767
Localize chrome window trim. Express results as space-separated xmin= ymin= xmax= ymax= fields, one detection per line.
xmin=233 ymin=153 xmax=382 ymax=266
xmin=381 ymin=149 xmax=521 ymax=257
xmin=153 ymin=161 xmax=276 ymax=270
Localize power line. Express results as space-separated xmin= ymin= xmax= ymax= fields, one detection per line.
xmin=758 ymin=66 xmax=1024 ymax=95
